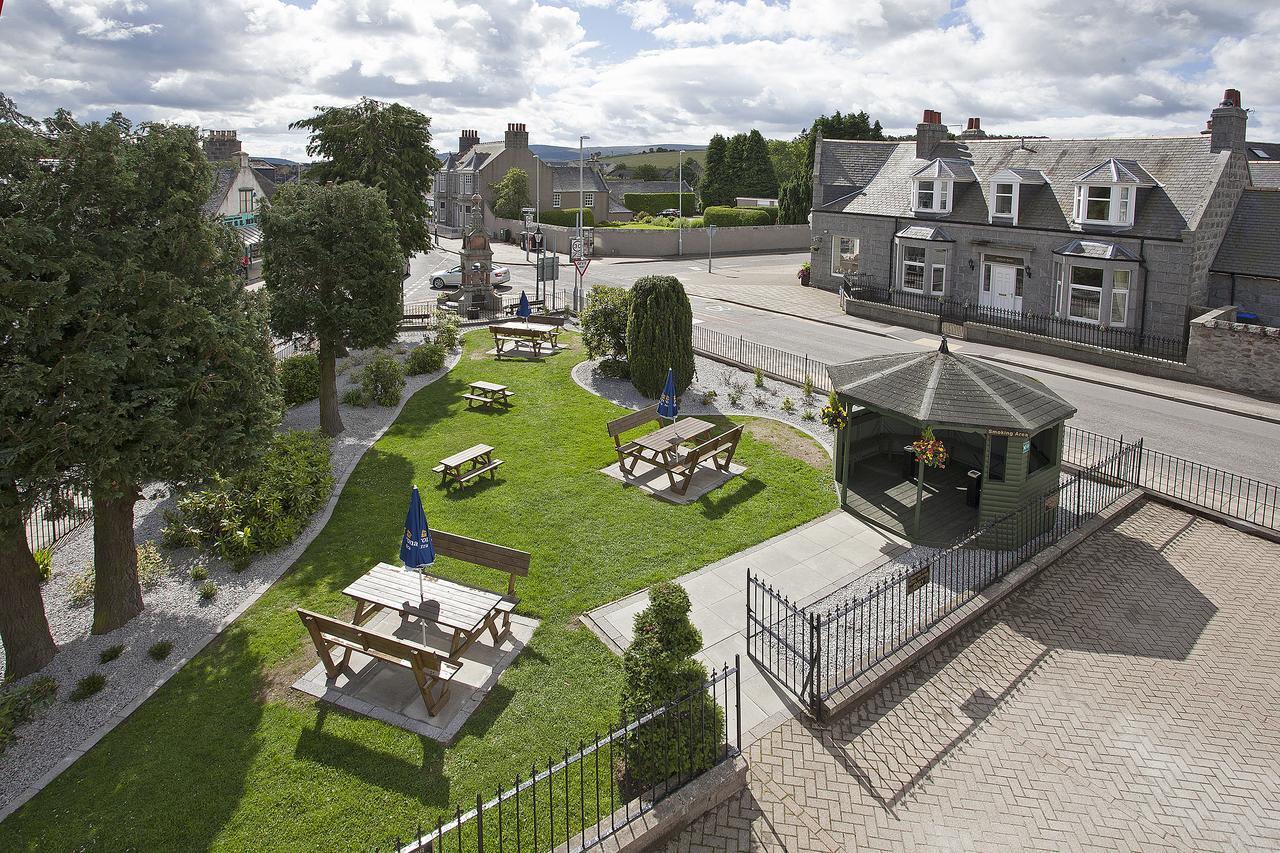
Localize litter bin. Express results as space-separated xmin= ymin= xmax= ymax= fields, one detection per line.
xmin=966 ymin=470 xmax=982 ymax=507
xmin=903 ymin=446 xmax=917 ymax=482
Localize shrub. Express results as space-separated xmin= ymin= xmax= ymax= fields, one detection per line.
xmin=627 ymin=276 xmax=694 ymax=398
xmin=802 ymin=409 xmax=816 ymax=422
xmin=68 ymin=564 xmax=95 ymax=606
xmin=0 ymin=676 xmax=57 ymax=754
xmin=135 ymin=541 xmax=173 ymax=587
xmin=162 ymin=430 xmax=334 ymax=570
xmin=148 ymin=640 xmax=174 ymax=661
xmin=537 ymin=208 xmax=593 ymax=228
xmin=278 ymin=353 xmax=320 ymax=408
xmin=700 ymin=390 xmax=718 ymax=405
xmin=781 ymin=397 xmax=795 ymax=413
xmin=99 ymin=644 xmax=124 ymax=664
xmin=752 ymin=393 xmax=767 ymax=407
xmin=406 ymin=341 xmax=446 ymax=376
xmin=753 ymin=367 xmax=764 ymax=388
xmin=342 ymin=387 xmax=370 ymax=408
xmin=619 ymin=583 xmax=724 ymax=790
xmin=198 ymin=581 xmax=218 ymax=601
xmin=622 ymin=192 xmax=697 ymax=216
xmin=701 ymin=206 xmax=773 ymax=227
xmin=190 ymin=564 xmax=209 ymax=582
xmin=582 ymin=285 xmax=631 ymax=362
xmin=802 ymin=375 xmax=814 ymax=399
xmin=727 ymin=390 xmax=742 ymax=408
xmin=33 ymin=548 xmax=52 ymax=583
xmin=356 ymin=351 xmax=405 ymax=406
xmin=69 ymin=673 xmax=106 ymax=702
xmin=434 ymin=315 xmax=461 ymax=350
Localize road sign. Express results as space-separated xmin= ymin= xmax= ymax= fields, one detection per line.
xmin=708 ymin=225 xmax=718 ymax=236
xmin=573 ymin=257 xmax=591 ymax=277
xmin=538 ymin=255 xmax=559 ymax=281
xmin=569 ymin=237 xmax=584 ymax=259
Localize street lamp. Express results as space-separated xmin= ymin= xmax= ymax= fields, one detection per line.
xmin=677 ymin=148 xmax=683 ymax=257
xmin=578 ymin=134 xmax=590 ymax=251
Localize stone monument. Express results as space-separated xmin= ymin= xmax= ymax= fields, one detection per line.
xmin=443 ymin=193 xmax=503 ymax=317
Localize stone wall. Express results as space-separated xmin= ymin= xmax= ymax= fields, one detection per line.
xmin=1207 ymin=272 xmax=1280 ymax=325
xmin=1187 ymin=306 xmax=1280 ymax=401
xmin=492 ymin=217 xmax=810 ymax=258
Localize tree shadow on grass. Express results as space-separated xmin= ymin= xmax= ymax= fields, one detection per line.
xmin=697 ymin=477 xmax=766 ymax=521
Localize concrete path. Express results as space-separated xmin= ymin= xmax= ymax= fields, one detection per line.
xmin=583 ymin=510 xmax=908 ymax=741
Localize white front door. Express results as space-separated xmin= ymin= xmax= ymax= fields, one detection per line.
xmin=980 ymin=263 xmax=1022 ymax=313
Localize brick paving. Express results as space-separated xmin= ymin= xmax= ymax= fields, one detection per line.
xmin=670 ymin=500 xmax=1280 ymax=851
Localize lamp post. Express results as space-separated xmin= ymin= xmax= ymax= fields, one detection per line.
xmin=578 ymin=134 xmax=590 ymax=312
xmin=677 ymin=148 xmax=683 ymax=257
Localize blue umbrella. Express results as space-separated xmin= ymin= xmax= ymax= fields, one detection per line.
xmin=399 ymin=486 xmax=435 ymax=642
xmin=657 ymin=368 xmax=679 ymax=420
xmin=515 ymin=289 xmax=532 ymax=324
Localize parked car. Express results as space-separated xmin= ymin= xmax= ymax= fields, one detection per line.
xmin=429 ymin=262 xmax=511 ymax=288
xmin=657 ymin=208 xmax=681 ymax=217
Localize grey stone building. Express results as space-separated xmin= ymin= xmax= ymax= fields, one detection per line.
xmin=809 ymin=91 xmax=1258 ymax=342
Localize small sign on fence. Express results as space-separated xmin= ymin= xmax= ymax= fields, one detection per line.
xmin=906 ymin=567 xmax=930 ymax=595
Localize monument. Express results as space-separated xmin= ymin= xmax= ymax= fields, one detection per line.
xmin=441 ymin=193 xmax=504 ymax=317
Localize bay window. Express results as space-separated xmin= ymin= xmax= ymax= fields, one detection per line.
xmin=901 ymin=246 xmax=926 ymax=291
xmin=832 ymin=236 xmax=860 ymax=275
xmin=1068 ymin=265 xmax=1104 ymax=323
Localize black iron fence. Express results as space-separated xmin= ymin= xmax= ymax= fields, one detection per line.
xmin=691 ymin=326 xmax=832 ymax=394
xmin=379 ymin=661 xmax=741 ymax=853
xmin=748 ymin=440 xmax=1143 ymax=717
xmin=403 ymin=288 xmax=578 ymax=329
xmin=843 ymin=282 xmax=1188 ymax=362
xmin=24 ymin=482 xmax=93 ymax=554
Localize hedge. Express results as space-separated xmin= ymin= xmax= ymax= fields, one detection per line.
xmin=702 ymin=206 xmax=775 ymax=227
xmin=622 ymin=192 xmax=697 ymax=216
xmin=537 ymin=208 xmax=594 ymax=228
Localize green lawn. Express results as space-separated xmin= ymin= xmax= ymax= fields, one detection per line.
xmin=601 ymin=149 xmax=706 ymax=170
xmin=0 ymin=333 xmax=834 ymax=851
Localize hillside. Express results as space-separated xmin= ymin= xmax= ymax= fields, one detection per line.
xmin=599 ymin=149 xmax=706 ymax=169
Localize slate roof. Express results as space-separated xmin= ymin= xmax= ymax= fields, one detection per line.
xmin=1211 ymin=189 xmax=1280 ymax=278
xmin=827 ymin=341 xmax=1076 ymax=433
xmin=455 ymin=142 xmax=504 ymax=171
xmin=202 ymin=167 xmax=236 ymax=216
xmin=816 ymin=135 xmax=1230 ymax=240
xmin=896 ymin=224 xmax=954 ymax=242
xmin=608 ymin=179 xmax=695 ymax=196
xmin=1072 ymin=158 xmax=1157 ymax=186
xmin=1247 ymin=141 xmax=1280 ymax=161
xmin=548 ymin=163 xmax=609 ymax=193
xmin=911 ymin=158 xmax=977 ymax=182
xmin=1053 ymin=239 xmax=1141 ymax=261
xmin=1249 ymin=161 xmax=1280 ymax=189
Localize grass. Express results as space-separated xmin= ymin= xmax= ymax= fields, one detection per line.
xmin=0 ymin=332 xmax=834 ymax=851
xmin=601 ymin=149 xmax=707 ymax=170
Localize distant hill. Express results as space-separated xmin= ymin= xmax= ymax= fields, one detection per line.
xmin=599 ymin=149 xmax=707 ymax=170
xmin=530 ymin=144 xmax=706 ymax=161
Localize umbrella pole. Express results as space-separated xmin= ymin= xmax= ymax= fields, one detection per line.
xmin=418 ymin=568 xmax=427 ymax=646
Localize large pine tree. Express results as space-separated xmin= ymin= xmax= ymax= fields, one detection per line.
xmin=699 ymin=133 xmax=734 ymax=208
xmin=738 ymin=129 xmax=779 ymax=198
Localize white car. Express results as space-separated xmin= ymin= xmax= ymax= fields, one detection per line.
xmin=428 ymin=262 xmax=510 ymax=288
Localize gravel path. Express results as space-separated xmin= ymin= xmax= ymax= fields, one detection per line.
xmin=0 ymin=334 xmax=461 ymax=814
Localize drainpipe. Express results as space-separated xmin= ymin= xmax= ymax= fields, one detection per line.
xmin=1137 ymin=237 xmax=1148 ymax=345
xmin=888 ymin=216 xmax=899 ymax=292
xmin=1229 ymin=272 xmax=1237 ymax=304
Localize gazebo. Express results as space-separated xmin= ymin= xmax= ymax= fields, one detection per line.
xmin=826 ymin=339 xmax=1077 ymax=546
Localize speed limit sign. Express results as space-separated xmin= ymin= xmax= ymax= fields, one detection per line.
xmin=570 ymin=237 xmax=584 ymax=259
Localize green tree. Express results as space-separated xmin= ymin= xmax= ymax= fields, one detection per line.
xmin=633 ymin=162 xmax=663 ymax=182
xmin=581 ymin=285 xmax=631 ymax=363
xmin=262 ymin=182 xmax=405 ymax=437
xmin=724 ymin=133 xmax=748 ymax=200
xmin=767 ymin=136 xmax=808 ymax=187
xmin=788 ymin=110 xmax=884 ymax=225
xmin=620 ymin=582 xmax=724 ymax=789
xmin=626 ymin=275 xmax=694 ymax=398
xmin=17 ymin=117 xmax=283 ymax=635
xmin=290 ymin=98 xmax=440 ymax=257
xmin=738 ymin=129 xmax=778 ymax=198
xmin=491 ymin=167 xmax=531 ymax=220
xmin=699 ymin=133 xmax=733 ymax=208
xmin=777 ymin=176 xmax=811 ymax=225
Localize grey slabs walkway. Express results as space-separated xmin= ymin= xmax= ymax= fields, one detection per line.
xmin=583 ymin=510 xmax=908 ymax=741
xmin=293 ymin=610 xmax=538 ymax=744
xmin=600 ymin=459 xmax=747 ymax=504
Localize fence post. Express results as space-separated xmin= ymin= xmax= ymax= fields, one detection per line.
xmin=809 ymin=611 xmax=823 ymax=721
xmin=1134 ymin=438 xmax=1145 ymax=488
xmin=475 ymin=793 xmax=484 ymax=853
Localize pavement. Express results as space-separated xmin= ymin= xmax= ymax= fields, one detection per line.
xmin=669 ymin=500 xmax=1280 ymax=851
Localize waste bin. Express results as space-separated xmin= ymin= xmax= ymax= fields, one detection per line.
xmin=903 ymin=446 xmax=917 ymax=482
xmin=966 ymin=470 xmax=982 ymax=507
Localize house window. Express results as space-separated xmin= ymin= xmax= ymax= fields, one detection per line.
xmin=916 ymin=180 xmax=934 ymax=209
xmin=1028 ymin=425 xmax=1059 ymax=475
xmin=462 ymin=173 xmax=473 ymax=193
xmin=552 ymin=192 xmax=561 ymax=208
xmin=930 ymin=264 xmax=946 ymax=295
xmin=1052 ymin=261 xmax=1064 ymax=317
xmin=1073 ymin=184 xmax=1135 ymax=227
xmin=832 ymin=237 xmax=860 ymax=275
xmin=1118 ymin=187 xmax=1131 ymax=224
xmin=991 ymin=182 xmax=1015 ymax=220
xmin=238 ymin=188 xmax=254 ymax=213
xmin=586 ymin=193 xmax=595 ymax=208
xmin=901 ymin=245 xmax=926 ymax=291
xmin=912 ymin=179 xmax=953 ymax=214
xmin=1111 ymin=269 xmax=1131 ymax=326
xmin=1068 ymin=265 xmax=1105 ymax=323
xmin=988 ymin=435 xmax=1008 ymax=482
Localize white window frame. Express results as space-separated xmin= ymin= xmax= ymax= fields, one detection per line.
xmin=900 ymin=245 xmax=926 ymax=292
xmin=552 ymin=192 xmax=561 ymax=208
xmin=912 ymin=178 xmax=952 ymax=214
xmin=832 ymin=236 xmax=860 ymax=276
xmin=1052 ymin=260 xmax=1064 ymax=317
xmin=930 ymin=264 xmax=946 ymax=295
xmin=990 ymin=181 xmax=1017 ymax=222
xmin=1073 ymin=183 xmax=1135 ymax=227
xmin=1067 ymin=264 xmax=1106 ymax=324
xmin=462 ymin=172 xmax=474 ymax=194
xmin=586 ymin=193 xmax=595 ymax=208
xmin=1110 ymin=269 xmax=1131 ymax=327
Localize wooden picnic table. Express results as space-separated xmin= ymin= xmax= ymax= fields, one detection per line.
xmin=464 ymin=380 xmax=513 ymax=410
xmin=491 ymin=321 xmax=560 ymax=356
xmin=433 ymin=443 xmax=503 ymax=488
xmin=633 ymin=417 xmax=716 ymax=464
xmin=342 ymin=562 xmax=508 ymax=657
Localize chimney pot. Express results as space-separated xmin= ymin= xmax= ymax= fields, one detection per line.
xmin=1223 ymin=88 xmax=1241 ymax=108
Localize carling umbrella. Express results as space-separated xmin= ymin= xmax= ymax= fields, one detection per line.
xmin=657 ymin=367 xmax=679 ymax=420
xmin=516 ymin=289 xmax=532 ymax=325
xmin=399 ymin=485 xmax=435 ymax=643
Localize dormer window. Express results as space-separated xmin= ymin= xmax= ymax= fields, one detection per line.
xmin=987 ymin=168 xmax=1044 ymax=225
xmin=914 ymin=179 xmax=951 ymax=213
xmin=910 ymin=158 xmax=974 ymax=216
xmin=1071 ymin=159 xmax=1155 ymax=229
xmin=992 ymin=183 xmax=1015 ymax=217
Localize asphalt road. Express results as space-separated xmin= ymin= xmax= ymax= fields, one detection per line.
xmin=406 ymin=244 xmax=1280 ymax=483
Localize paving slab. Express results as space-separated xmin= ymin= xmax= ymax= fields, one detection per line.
xmin=599 ymin=459 xmax=747 ymax=504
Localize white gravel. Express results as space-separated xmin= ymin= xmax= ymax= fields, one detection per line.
xmin=0 ymin=333 xmax=461 ymax=813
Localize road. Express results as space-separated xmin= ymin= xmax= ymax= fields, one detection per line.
xmin=407 ymin=242 xmax=1280 ymax=483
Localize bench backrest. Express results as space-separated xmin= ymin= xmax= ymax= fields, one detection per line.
xmin=685 ymin=425 xmax=744 ymax=467
xmin=607 ymin=404 xmax=661 ymax=440
xmin=529 ymin=313 xmax=566 ymax=327
xmin=433 ymin=529 xmax=531 ymax=596
xmin=493 ymin=326 xmax=547 ymax=339
xmin=298 ymin=608 xmax=443 ymax=669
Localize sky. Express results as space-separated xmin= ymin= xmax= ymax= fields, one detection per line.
xmin=1 ymin=0 xmax=1277 ymax=161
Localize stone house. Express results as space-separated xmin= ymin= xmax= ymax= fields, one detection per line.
xmin=202 ymin=150 xmax=277 ymax=282
xmin=809 ymin=91 xmax=1258 ymax=343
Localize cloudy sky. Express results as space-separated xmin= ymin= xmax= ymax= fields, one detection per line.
xmin=1 ymin=0 xmax=1277 ymax=160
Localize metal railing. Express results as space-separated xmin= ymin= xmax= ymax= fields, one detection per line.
xmin=692 ymin=326 xmax=832 ymax=393
xmin=379 ymin=661 xmax=741 ymax=853
xmin=24 ymin=483 xmax=93 ymax=554
xmin=748 ymin=441 xmax=1143 ymax=718
xmin=405 ymin=288 xmax=579 ymax=329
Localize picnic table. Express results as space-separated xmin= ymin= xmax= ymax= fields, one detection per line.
xmin=464 ymin=380 xmax=513 ymax=410
xmin=433 ymin=443 xmax=503 ymax=488
xmin=491 ymin=321 xmax=560 ymax=356
xmin=342 ymin=562 xmax=510 ymax=658
xmin=606 ymin=409 xmax=744 ymax=496
xmin=633 ymin=417 xmax=716 ymax=466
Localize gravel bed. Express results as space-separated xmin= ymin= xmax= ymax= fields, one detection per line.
xmin=571 ymin=354 xmax=836 ymax=456
xmin=0 ymin=333 xmax=461 ymax=811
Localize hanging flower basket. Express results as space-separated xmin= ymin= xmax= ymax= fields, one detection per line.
xmin=912 ymin=427 xmax=949 ymax=469
xmin=819 ymin=394 xmax=848 ymax=431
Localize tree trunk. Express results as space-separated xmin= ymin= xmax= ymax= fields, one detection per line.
xmin=91 ymin=486 xmax=143 ymax=635
xmin=318 ymin=332 xmax=344 ymax=437
xmin=0 ymin=501 xmax=57 ymax=679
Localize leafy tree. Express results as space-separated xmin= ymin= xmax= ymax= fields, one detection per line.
xmin=787 ymin=110 xmax=884 ymax=225
xmin=581 ymin=285 xmax=631 ymax=363
xmin=262 ymin=181 xmax=405 ymax=437
xmin=738 ymin=129 xmax=778 ymax=198
xmin=633 ymin=162 xmax=663 ymax=182
xmin=491 ymin=167 xmax=531 ymax=220
xmin=12 ymin=116 xmax=283 ymax=635
xmin=767 ymin=136 xmax=808 ymax=187
xmin=626 ymin=275 xmax=694 ymax=398
xmin=699 ymin=133 xmax=733 ymax=208
xmin=777 ymin=176 xmax=813 ymax=225
xmin=290 ymin=98 xmax=440 ymax=257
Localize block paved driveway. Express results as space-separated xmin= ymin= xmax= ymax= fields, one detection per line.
xmin=671 ymin=500 xmax=1280 ymax=851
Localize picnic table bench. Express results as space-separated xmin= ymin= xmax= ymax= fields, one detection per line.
xmin=503 ymin=299 xmax=546 ymax=316
xmin=463 ymin=380 xmax=514 ymax=410
xmin=433 ymin=443 xmax=503 ymax=488
xmin=605 ymin=407 xmax=744 ymax=495
xmin=491 ymin=321 xmax=560 ymax=356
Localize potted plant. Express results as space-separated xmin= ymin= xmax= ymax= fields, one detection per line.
xmin=911 ymin=427 xmax=949 ymax=469
xmin=797 ymin=261 xmax=812 ymax=287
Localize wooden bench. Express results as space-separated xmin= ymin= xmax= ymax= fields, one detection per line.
xmin=606 ymin=404 xmax=663 ymax=474
xmin=432 ymin=530 xmax=530 ymax=646
xmin=297 ymin=608 xmax=461 ymax=716
xmin=432 ymin=443 xmax=504 ymax=488
xmin=667 ymin=425 xmax=744 ymax=495
xmin=504 ymin=299 xmax=546 ymax=315
xmin=491 ymin=322 xmax=560 ymax=356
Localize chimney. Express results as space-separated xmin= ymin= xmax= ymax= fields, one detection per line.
xmin=959 ymin=117 xmax=987 ymax=140
xmin=916 ymin=109 xmax=947 ymax=159
xmin=458 ymin=129 xmax=480 ymax=156
xmin=1209 ymin=88 xmax=1246 ymax=154
xmin=504 ymin=122 xmax=529 ymax=150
